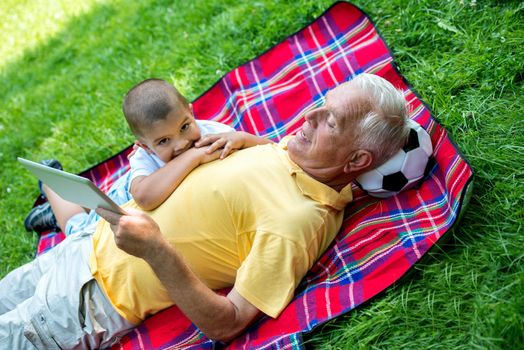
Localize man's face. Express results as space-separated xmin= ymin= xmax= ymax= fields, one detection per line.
xmin=287 ymin=81 xmax=369 ymax=182
xmin=138 ymin=104 xmax=201 ymax=163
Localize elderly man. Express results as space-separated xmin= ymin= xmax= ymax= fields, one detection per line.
xmin=0 ymin=73 xmax=409 ymax=349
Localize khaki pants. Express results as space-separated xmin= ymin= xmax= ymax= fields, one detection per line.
xmin=0 ymin=230 xmax=134 ymax=349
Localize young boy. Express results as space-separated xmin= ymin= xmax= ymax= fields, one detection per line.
xmin=25 ymin=78 xmax=272 ymax=234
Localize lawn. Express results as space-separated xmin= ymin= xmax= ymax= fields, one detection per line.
xmin=1 ymin=0 xmax=522 ymax=349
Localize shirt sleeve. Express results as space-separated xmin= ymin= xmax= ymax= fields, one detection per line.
xmin=128 ymin=147 xmax=165 ymax=182
xmin=196 ymin=120 xmax=236 ymax=135
xmin=234 ymin=232 xmax=311 ymax=318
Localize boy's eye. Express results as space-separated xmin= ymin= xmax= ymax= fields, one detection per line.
xmin=158 ymin=138 xmax=169 ymax=146
xmin=181 ymin=123 xmax=190 ymax=132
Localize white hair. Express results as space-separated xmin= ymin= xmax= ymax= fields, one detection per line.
xmin=350 ymin=73 xmax=410 ymax=167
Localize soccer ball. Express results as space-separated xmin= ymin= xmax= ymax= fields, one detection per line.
xmin=355 ymin=119 xmax=433 ymax=198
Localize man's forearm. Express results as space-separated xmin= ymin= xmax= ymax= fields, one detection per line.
xmin=96 ymin=206 xmax=260 ymax=342
xmin=144 ymin=238 xmax=248 ymax=341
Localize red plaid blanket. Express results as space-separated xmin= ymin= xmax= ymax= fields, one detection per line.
xmin=35 ymin=2 xmax=473 ymax=349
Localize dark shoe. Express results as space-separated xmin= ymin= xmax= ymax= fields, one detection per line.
xmin=38 ymin=159 xmax=63 ymax=198
xmin=24 ymin=202 xmax=58 ymax=232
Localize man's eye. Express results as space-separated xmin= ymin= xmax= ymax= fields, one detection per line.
xmin=181 ymin=123 xmax=190 ymax=132
xmin=327 ymin=113 xmax=336 ymax=128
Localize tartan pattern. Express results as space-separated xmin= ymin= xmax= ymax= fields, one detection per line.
xmin=34 ymin=2 xmax=473 ymax=349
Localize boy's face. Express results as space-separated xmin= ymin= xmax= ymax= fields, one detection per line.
xmin=137 ymin=104 xmax=201 ymax=163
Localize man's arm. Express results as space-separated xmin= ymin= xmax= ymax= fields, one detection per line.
xmin=130 ymin=147 xmax=221 ymax=211
xmin=95 ymin=208 xmax=262 ymax=342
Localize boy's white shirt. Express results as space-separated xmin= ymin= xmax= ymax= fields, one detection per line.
xmin=129 ymin=120 xmax=235 ymax=183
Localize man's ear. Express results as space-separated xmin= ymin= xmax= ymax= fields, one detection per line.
xmin=135 ymin=140 xmax=153 ymax=154
xmin=344 ymin=150 xmax=373 ymax=174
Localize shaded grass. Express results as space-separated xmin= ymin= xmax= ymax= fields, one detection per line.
xmin=1 ymin=0 xmax=522 ymax=349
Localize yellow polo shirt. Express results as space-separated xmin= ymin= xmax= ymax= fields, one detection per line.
xmin=89 ymin=137 xmax=352 ymax=323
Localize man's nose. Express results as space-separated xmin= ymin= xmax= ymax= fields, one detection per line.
xmin=305 ymin=109 xmax=320 ymax=127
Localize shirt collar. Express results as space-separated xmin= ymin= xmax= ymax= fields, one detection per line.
xmin=276 ymin=136 xmax=352 ymax=210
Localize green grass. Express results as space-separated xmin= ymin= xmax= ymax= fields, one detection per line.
xmin=1 ymin=0 xmax=522 ymax=348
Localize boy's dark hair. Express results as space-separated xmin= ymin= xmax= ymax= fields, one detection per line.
xmin=122 ymin=79 xmax=189 ymax=137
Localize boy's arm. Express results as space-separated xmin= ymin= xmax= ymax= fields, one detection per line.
xmin=195 ymin=131 xmax=273 ymax=159
xmin=130 ymin=147 xmax=220 ymax=211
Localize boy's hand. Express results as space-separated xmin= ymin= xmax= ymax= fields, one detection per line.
xmin=183 ymin=146 xmax=222 ymax=165
xmin=195 ymin=132 xmax=246 ymax=159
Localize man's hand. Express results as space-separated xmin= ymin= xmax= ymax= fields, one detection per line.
xmin=95 ymin=207 xmax=163 ymax=259
xmin=195 ymin=132 xmax=247 ymax=159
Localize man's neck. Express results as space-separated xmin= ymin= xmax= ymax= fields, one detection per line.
xmin=303 ymin=169 xmax=353 ymax=192
xmin=325 ymin=178 xmax=353 ymax=192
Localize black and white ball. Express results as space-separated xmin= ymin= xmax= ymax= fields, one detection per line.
xmin=355 ymin=119 xmax=433 ymax=198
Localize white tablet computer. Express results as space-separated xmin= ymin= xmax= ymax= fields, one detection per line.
xmin=18 ymin=157 xmax=125 ymax=214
